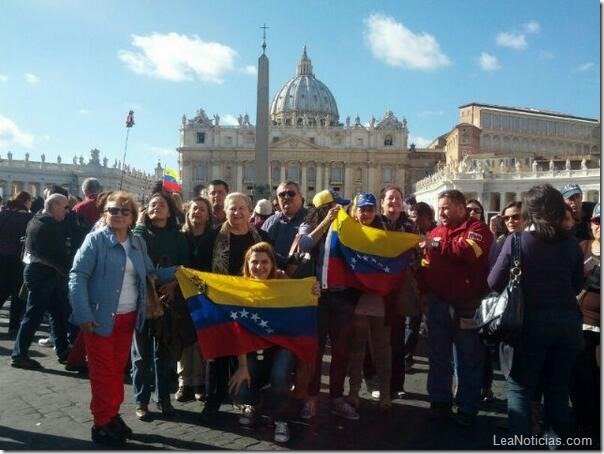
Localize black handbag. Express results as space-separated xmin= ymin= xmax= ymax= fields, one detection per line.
xmin=474 ymin=232 xmax=524 ymax=345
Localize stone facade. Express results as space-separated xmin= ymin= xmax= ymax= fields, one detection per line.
xmin=0 ymin=149 xmax=158 ymax=202
xmin=178 ymin=49 xmax=443 ymax=201
xmin=414 ymin=103 xmax=601 ymax=215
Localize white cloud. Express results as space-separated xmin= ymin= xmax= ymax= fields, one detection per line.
xmin=573 ymin=62 xmax=594 ymax=73
xmin=538 ymin=50 xmax=555 ymax=60
xmin=147 ymin=145 xmax=177 ymax=157
xmin=408 ymin=134 xmax=431 ymax=148
xmin=0 ymin=74 xmax=8 ymax=83
xmin=479 ymin=52 xmax=501 ymax=71
xmin=24 ymin=73 xmax=39 ymax=84
xmin=239 ymin=65 xmax=257 ymax=76
xmin=220 ymin=114 xmax=239 ymax=126
xmin=0 ymin=115 xmax=34 ymax=148
xmin=523 ymin=20 xmax=540 ymax=34
xmin=364 ymin=13 xmax=451 ymax=70
xmin=118 ymin=32 xmax=237 ymax=83
xmin=496 ymin=21 xmax=539 ymax=50
xmin=418 ymin=110 xmax=444 ymax=117
xmin=496 ymin=32 xmax=527 ymax=50
xmin=78 ymin=109 xmax=91 ymax=115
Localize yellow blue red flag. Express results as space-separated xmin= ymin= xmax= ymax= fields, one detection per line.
xmin=162 ymin=167 xmax=182 ymax=193
xmin=175 ymin=268 xmax=318 ymax=362
xmin=322 ymin=209 xmax=420 ymax=295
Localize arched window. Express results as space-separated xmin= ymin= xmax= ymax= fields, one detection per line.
xmin=384 ymin=135 xmax=393 ymax=146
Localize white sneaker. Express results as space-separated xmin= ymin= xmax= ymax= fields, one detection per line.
xmin=274 ymin=421 xmax=290 ymax=443
xmin=300 ymin=397 xmax=317 ymax=420
xmin=238 ymin=405 xmax=255 ymax=426
xmin=331 ymin=397 xmax=360 ymax=420
xmin=38 ymin=337 xmax=54 ymax=348
xmin=371 ymin=390 xmax=380 ymax=400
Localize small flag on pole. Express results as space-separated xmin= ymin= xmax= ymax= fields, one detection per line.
xmin=163 ymin=167 xmax=182 ymax=193
xmin=125 ymin=110 xmax=135 ymax=128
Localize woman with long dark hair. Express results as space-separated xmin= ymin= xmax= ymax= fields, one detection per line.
xmin=0 ymin=191 xmax=33 ymax=334
xmin=131 ymin=192 xmax=190 ymax=420
xmin=488 ymin=184 xmax=583 ymax=439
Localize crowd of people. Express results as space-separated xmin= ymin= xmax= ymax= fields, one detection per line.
xmin=0 ymin=176 xmax=599 ymax=448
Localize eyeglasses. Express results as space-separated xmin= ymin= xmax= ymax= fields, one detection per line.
xmin=503 ymin=214 xmax=521 ymax=222
xmin=592 ymin=217 xmax=601 ymax=226
xmin=105 ymin=207 xmax=132 ymax=216
xmin=466 ymin=207 xmax=482 ymax=214
xmin=278 ymin=190 xmax=297 ymax=198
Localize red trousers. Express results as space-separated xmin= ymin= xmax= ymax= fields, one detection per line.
xmin=83 ymin=311 xmax=136 ymax=426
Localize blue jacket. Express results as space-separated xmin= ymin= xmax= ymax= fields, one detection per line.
xmin=68 ymin=226 xmax=175 ymax=336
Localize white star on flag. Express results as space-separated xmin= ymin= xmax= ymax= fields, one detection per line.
xmin=251 ymin=313 xmax=260 ymax=322
xmin=230 ymin=311 xmax=239 ymax=320
xmin=259 ymin=320 xmax=268 ymax=328
xmin=384 ymin=266 xmax=390 ymax=272
xmin=239 ymin=308 xmax=249 ymax=318
xmin=266 ymin=328 xmax=274 ymax=334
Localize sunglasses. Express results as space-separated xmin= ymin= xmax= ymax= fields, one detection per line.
xmin=592 ymin=217 xmax=600 ymax=226
xmin=466 ymin=207 xmax=482 ymax=214
xmin=278 ymin=190 xmax=297 ymax=198
xmin=106 ymin=207 xmax=132 ymax=216
xmin=503 ymin=214 xmax=521 ymax=222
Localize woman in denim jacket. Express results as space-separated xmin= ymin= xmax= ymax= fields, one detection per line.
xmin=69 ymin=191 xmax=176 ymax=447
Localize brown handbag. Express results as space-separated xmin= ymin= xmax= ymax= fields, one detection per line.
xmin=145 ymin=273 xmax=164 ymax=320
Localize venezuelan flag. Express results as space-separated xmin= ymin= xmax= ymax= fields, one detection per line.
xmin=323 ymin=209 xmax=420 ymax=295
xmin=176 ymin=268 xmax=318 ymax=363
xmin=162 ymin=167 xmax=182 ymax=193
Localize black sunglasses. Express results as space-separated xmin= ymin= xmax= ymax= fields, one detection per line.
xmin=278 ymin=190 xmax=297 ymax=198
xmin=106 ymin=207 xmax=132 ymax=216
xmin=592 ymin=217 xmax=600 ymax=226
xmin=503 ymin=214 xmax=521 ymax=222
xmin=466 ymin=207 xmax=482 ymax=214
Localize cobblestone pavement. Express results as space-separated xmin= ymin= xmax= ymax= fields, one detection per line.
xmin=0 ymin=302 xmax=511 ymax=450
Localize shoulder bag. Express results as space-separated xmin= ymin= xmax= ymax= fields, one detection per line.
xmin=134 ymin=235 xmax=164 ymax=320
xmin=474 ymin=232 xmax=524 ymax=345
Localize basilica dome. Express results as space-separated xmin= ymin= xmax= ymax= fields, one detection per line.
xmin=270 ymin=47 xmax=339 ymax=127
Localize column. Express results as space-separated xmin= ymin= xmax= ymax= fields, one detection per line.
xmin=515 ymin=192 xmax=522 ymax=203
xmin=499 ymin=192 xmax=506 ymax=211
xmin=236 ymin=163 xmax=243 ymax=192
xmin=344 ymin=164 xmax=352 ymax=197
xmin=368 ymin=166 xmax=377 ymax=196
xmin=324 ymin=164 xmax=330 ymax=189
xmin=280 ymin=162 xmax=286 ymax=184
xmin=212 ymin=162 xmax=221 ymax=180
xmin=300 ymin=164 xmax=307 ymax=196
xmin=316 ymin=163 xmax=323 ymax=190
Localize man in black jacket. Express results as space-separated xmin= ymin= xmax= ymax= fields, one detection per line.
xmin=10 ymin=194 xmax=72 ymax=369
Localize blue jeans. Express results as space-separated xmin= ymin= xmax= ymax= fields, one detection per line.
xmin=507 ymin=307 xmax=582 ymax=439
xmin=131 ymin=320 xmax=174 ymax=405
xmin=230 ymin=347 xmax=296 ymax=420
xmin=12 ymin=263 xmax=70 ymax=359
xmin=427 ymin=295 xmax=483 ymax=416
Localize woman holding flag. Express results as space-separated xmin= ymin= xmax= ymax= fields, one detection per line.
xmin=228 ymin=241 xmax=321 ymax=443
xmin=346 ymin=193 xmax=393 ymax=412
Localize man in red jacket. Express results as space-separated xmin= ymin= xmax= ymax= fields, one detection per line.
xmin=420 ymin=189 xmax=493 ymax=427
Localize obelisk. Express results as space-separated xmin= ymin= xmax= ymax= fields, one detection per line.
xmin=253 ymin=24 xmax=271 ymax=202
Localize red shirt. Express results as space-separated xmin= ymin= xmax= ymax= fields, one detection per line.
xmin=420 ymin=216 xmax=493 ymax=315
xmin=73 ymin=194 xmax=100 ymax=228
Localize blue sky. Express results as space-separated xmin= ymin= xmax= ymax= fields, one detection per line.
xmin=0 ymin=0 xmax=599 ymax=175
